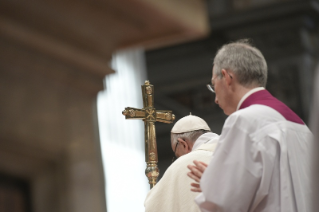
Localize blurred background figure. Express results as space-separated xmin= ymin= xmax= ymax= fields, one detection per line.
xmin=0 ymin=0 xmax=319 ymax=211
xmin=310 ymin=64 xmax=319 ymax=212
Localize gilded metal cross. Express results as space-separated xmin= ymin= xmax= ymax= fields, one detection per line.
xmin=122 ymin=80 xmax=175 ymax=188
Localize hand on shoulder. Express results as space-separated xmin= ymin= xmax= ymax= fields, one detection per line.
xmin=187 ymin=160 xmax=208 ymax=192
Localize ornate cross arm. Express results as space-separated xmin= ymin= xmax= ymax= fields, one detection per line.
xmin=122 ymin=108 xmax=175 ymax=123
xmin=156 ymin=110 xmax=175 ymax=123
xmin=122 ymin=107 xmax=146 ymax=119
xmin=122 ymin=80 xmax=175 ymax=188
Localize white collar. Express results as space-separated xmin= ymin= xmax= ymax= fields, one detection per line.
xmin=236 ymin=87 xmax=265 ymax=111
xmin=192 ymin=132 xmax=219 ymax=151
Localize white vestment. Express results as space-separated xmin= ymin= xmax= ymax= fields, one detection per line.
xmin=196 ymin=89 xmax=313 ymax=212
xmin=144 ymin=132 xmax=219 ymax=212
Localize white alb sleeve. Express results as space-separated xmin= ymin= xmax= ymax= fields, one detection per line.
xmin=196 ymin=113 xmax=273 ymax=212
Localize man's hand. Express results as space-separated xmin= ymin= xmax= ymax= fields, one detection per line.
xmin=187 ymin=160 xmax=208 ymax=192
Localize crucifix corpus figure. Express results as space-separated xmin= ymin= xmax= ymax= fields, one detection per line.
xmin=122 ymin=80 xmax=175 ymax=188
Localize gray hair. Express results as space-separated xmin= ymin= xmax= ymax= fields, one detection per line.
xmin=171 ymin=130 xmax=210 ymax=146
xmin=213 ymin=39 xmax=268 ymax=87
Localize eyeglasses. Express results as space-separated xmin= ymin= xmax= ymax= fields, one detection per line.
xmin=206 ymin=71 xmax=233 ymax=93
xmin=172 ymin=141 xmax=179 ymax=162
xmin=206 ymin=83 xmax=215 ymax=93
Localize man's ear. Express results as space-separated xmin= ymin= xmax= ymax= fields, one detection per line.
xmin=177 ymin=138 xmax=188 ymax=149
xmin=221 ymin=69 xmax=232 ymax=85
xmin=221 ymin=69 xmax=227 ymax=77
xmin=177 ymin=138 xmax=192 ymax=153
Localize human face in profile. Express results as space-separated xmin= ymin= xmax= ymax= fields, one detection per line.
xmin=211 ymin=67 xmax=234 ymax=115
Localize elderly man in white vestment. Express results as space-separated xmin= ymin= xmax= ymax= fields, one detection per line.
xmin=144 ymin=115 xmax=219 ymax=212
xmin=187 ymin=39 xmax=313 ymax=212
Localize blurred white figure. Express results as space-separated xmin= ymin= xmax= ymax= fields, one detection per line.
xmin=310 ymin=65 xmax=319 ymax=212
xmin=97 ymin=49 xmax=149 ymax=212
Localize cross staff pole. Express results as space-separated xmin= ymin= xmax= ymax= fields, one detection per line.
xmin=122 ymin=80 xmax=175 ymax=188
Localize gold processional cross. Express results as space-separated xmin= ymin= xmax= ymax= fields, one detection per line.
xmin=122 ymin=80 xmax=175 ymax=188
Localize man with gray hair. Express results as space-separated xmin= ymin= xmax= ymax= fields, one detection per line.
xmin=144 ymin=115 xmax=219 ymax=212
xmin=187 ymin=39 xmax=313 ymax=212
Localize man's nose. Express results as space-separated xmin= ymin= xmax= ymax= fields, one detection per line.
xmin=215 ymin=96 xmax=219 ymax=105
